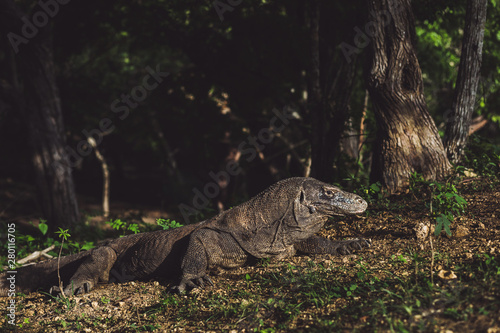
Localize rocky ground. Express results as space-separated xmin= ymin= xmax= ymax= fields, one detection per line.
xmin=1 ymin=177 xmax=499 ymax=332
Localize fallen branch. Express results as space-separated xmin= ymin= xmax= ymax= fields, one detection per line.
xmin=468 ymin=115 xmax=489 ymax=135
xmin=1 ymin=245 xmax=55 ymax=270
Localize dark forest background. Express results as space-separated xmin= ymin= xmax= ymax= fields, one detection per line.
xmin=0 ymin=0 xmax=499 ymax=229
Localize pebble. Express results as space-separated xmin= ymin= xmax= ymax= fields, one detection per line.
xmin=455 ymin=225 xmax=469 ymax=238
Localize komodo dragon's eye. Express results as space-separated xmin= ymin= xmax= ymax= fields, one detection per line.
xmin=325 ymin=190 xmax=334 ymax=196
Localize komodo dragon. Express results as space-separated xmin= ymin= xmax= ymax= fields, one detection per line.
xmin=0 ymin=177 xmax=370 ymax=296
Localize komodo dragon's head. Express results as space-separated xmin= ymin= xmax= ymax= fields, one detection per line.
xmin=300 ymin=178 xmax=368 ymax=217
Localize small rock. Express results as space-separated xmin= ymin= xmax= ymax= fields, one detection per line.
xmin=415 ymin=222 xmax=429 ymax=241
xmin=455 ymin=225 xmax=469 ymax=238
xmin=464 ymin=169 xmax=478 ymax=177
xmin=478 ymin=222 xmax=485 ymax=229
xmin=91 ymin=301 xmax=98 ymax=308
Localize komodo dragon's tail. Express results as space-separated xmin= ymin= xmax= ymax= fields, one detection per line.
xmin=0 ymin=251 xmax=90 ymax=296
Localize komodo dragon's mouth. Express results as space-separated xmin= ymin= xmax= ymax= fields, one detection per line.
xmin=312 ymin=200 xmax=367 ymax=215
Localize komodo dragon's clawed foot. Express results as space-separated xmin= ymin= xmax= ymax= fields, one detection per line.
xmin=171 ymin=275 xmax=214 ymax=294
xmin=49 ymin=281 xmax=91 ymax=297
xmin=336 ymin=238 xmax=371 ymax=255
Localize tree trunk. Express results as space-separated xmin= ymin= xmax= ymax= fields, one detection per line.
xmin=307 ymin=0 xmax=324 ymax=179
xmin=308 ymin=0 xmax=357 ymax=182
xmin=0 ymin=0 xmax=80 ymax=229
xmin=366 ymin=0 xmax=451 ymax=191
xmin=444 ymin=0 xmax=488 ymax=164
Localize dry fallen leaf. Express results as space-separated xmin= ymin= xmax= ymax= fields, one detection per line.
xmin=437 ymin=269 xmax=457 ymax=280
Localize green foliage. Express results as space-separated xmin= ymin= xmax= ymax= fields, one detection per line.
xmin=156 ymin=218 xmax=183 ymax=230
xmin=430 ymin=182 xmax=467 ymax=236
xmin=354 ymin=180 xmax=383 ymax=205
xmin=463 ymin=136 xmax=500 ymax=177
xmin=435 ymin=214 xmax=451 ymax=237
xmin=55 ymin=228 xmax=71 ymax=242
xmin=106 ymin=219 xmax=141 ymax=235
xmin=409 ymin=173 xmax=467 ymax=236
xmin=44 ymin=291 xmax=77 ymax=311
xmin=0 ymin=220 xmax=97 ymax=271
xmin=38 ymin=219 xmax=48 ymax=236
xmin=141 ymin=252 xmax=500 ymax=332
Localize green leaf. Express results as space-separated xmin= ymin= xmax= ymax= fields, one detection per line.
xmin=38 ymin=222 xmax=48 ymax=236
xmin=80 ymin=242 xmax=94 ymax=251
xmin=455 ymin=195 xmax=467 ymax=205
xmin=435 ymin=215 xmax=446 ymax=236
xmin=370 ymin=183 xmax=380 ymax=192
xmin=444 ymin=222 xmax=452 ymax=236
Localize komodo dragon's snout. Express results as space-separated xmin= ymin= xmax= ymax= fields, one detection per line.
xmin=306 ymin=183 xmax=368 ymax=216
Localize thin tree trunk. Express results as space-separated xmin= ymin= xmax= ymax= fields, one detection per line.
xmin=444 ymin=0 xmax=488 ymax=164
xmin=0 ymin=0 xmax=80 ymax=228
xmin=308 ymin=0 xmax=324 ymax=179
xmin=88 ymin=138 xmax=110 ymax=218
xmin=308 ymin=0 xmax=358 ymax=182
xmin=357 ymin=89 xmax=369 ymax=163
xmin=366 ymin=0 xmax=451 ymax=192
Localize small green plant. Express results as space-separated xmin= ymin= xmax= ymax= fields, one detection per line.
xmin=429 ymin=182 xmax=467 ymax=236
xmin=156 ymin=218 xmax=183 ymax=230
xmin=38 ymin=219 xmax=48 ymax=235
xmin=463 ymin=136 xmax=500 ymax=177
xmin=359 ymin=182 xmax=383 ymax=204
xmin=409 ymin=172 xmax=426 ymax=192
xmin=55 ymin=228 xmax=71 ymax=299
xmin=409 ymin=172 xmax=467 ymax=236
xmin=106 ymin=219 xmax=142 ymax=235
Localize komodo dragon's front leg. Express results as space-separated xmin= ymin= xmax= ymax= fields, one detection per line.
xmin=295 ymin=235 xmax=371 ymax=256
xmin=173 ymin=229 xmax=248 ymax=293
xmin=50 ymin=246 xmax=117 ymax=296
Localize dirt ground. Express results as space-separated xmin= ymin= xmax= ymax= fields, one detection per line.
xmin=1 ymin=177 xmax=499 ymax=332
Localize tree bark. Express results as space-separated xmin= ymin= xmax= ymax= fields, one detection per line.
xmin=308 ymin=0 xmax=323 ymax=179
xmin=366 ymin=0 xmax=451 ymax=191
xmin=0 ymin=0 xmax=80 ymax=228
xmin=308 ymin=0 xmax=357 ymax=182
xmin=444 ymin=0 xmax=488 ymax=164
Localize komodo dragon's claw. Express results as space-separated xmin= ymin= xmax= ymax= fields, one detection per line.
xmin=49 ymin=281 xmax=91 ymax=297
xmin=196 ymin=276 xmax=214 ymax=288
xmin=336 ymin=238 xmax=371 ymax=255
xmin=171 ymin=275 xmax=215 ymax=293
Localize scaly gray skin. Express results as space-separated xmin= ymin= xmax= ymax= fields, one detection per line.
xmin=0 ymin=177 xmax=370 ymax=296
